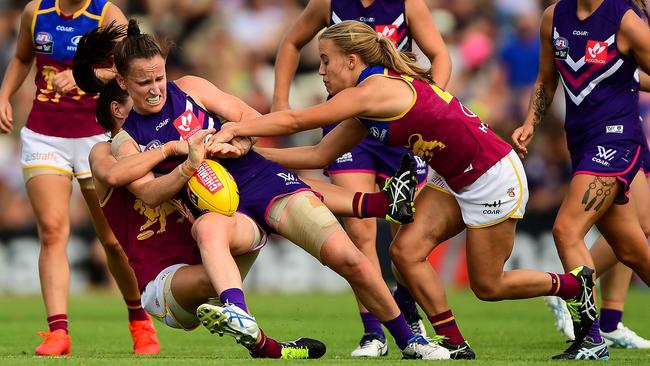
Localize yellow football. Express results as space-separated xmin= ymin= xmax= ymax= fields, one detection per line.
xmin=186 ymin=159 xmax=239 ymax=216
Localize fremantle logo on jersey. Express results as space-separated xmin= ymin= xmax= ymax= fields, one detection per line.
xmin=585 ymin=40 xmax=607 ymax=64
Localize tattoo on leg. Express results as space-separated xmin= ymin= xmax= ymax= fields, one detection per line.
xmin=581 ymin=176 xmax=616 ymax=212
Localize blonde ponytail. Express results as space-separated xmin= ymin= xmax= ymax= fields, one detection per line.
xmin=320 ymin=21 xmax=432 ymax=83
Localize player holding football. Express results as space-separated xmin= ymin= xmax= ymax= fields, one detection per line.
xmin=73 ymin=20 xmax=450 ymax=360
xmin=0 ymin=0 xmax=158 ymax=355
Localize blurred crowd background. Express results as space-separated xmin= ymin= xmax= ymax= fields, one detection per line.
xmin=0 ymin=0 xmax=649 ymax=292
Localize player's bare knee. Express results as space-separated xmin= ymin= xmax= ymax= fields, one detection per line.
xmin=329 ymin=250 xmax=366 ymax=279
xmin=470 ymin=281 xmax=502 ymax=301
xmin=192 ymin=213 xmax=231 ymax=241
xmin=38 ymin=220 xmax=69 ymax=247
xmin=390 ymin=242 xmax=418 ymax=268
xmin=552 ymin=221 xmax=581 ymax=248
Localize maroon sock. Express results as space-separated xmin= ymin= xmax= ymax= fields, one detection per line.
xmin=249 ymin=329 xmax=282 ymax=358
xmin=47 ymin=314 xmax=68 ymax=334
xmin=429 ymin=310 xmax=465 ymax=345
xmin=352 ymin=192 xmax=388 ymax=219
xmin=547 ymin=273 xmax=580 ymax=299
xmin=125 ymin=298 xmax=149 ymax=322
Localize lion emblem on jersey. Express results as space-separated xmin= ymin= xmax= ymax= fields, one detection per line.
xmin=133 ymin=199 xmax=184 ymax=240
xmin=405 ymin=134 xmax=446 ymax=161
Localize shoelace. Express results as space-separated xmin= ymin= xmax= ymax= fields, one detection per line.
xmin=37 ymin=331 xmax=66 ymax=346
xmin=281 ymin=345 xmax=310 ymax=359
xmin=359 ymin=334 xmax=385 ymax=347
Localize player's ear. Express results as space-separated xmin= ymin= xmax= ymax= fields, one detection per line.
xmin=115 ymin=74 xmax=127 ymax=90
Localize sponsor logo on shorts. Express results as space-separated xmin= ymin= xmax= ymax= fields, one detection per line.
xmin=482 ymin=200 xmax=502 ymax=215
xmin=605 ymin=125 xmax=623 ymax=134
xmin=277 ymin=172 xmax=301 ymax=185
xmin=414 ymin=155 xmax=427 ymax=176
xmin=592 ymin=145 xmax=617 ymax=166
xmin=336 ymin=152 xmax=353 ymax=164
xmin=507 ymin=187 xmax=515 ymax=198
xmin=24 ymin=151 xmax=60 ymax=163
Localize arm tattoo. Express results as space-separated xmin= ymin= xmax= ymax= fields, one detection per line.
xmin=532 ymin=84 xmax=551 ymax=127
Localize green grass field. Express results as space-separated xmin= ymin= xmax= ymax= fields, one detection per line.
xmin=1 ymin=289 xmax=649 ymax=365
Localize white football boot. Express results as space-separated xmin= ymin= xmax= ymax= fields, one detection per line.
xmin=601 ymin=322 xmax=650 ymax=349
xmin=197 ymin=303 xmax=259 ymax=347
xmin=401 ymin=335 xmax=450 ymax=360
xmin=545 ymin=296 xmax=575 ymax=341
xmin=350 ymin=334 xmax=388 ymax=357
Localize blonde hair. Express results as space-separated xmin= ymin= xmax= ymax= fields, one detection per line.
xmin=319 ymin=20 xmax=432 ymax=83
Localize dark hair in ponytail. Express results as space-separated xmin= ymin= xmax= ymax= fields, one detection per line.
xmin=114 ymin=19 xmax=169 ymax=76
xmin=95 ymin=79 xmax=130 ymax=132
xmin=73 ymin=19 xmax=170 ymax=94
xmin=73 ymin=20 xmax=126 ymax=93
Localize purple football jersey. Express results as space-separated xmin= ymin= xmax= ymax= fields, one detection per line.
xmin=122 ymin=81 xmax=311 ymax=233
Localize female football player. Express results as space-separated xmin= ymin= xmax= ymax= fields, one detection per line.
xmin=0 ymin=0 xmax=158 ymax=355
xmin=513 ymin=0 xmax=650 ymax=359
xmin=271 ymin=0 xmax=458 ymax=356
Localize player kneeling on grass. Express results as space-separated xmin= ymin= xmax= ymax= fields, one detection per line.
xmin=88 ymin=80 xmax=325 ymax=359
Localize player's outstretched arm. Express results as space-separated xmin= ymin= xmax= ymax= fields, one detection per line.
xmin=253 ymin=118 xmax=367 ymax=169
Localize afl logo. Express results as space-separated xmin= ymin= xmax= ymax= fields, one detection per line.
xmin=35 ymin=32 xmax=52 ymax=45
xmin=554 ymin=37 xmax=568 ymax=50
xmin=71 ymin=35 xmax=82 ymax=46
xmin=145 ymin=140 xmax=162 ymax=151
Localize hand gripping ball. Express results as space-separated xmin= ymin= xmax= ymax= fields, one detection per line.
xmin=186 ymin=159 xmax=239 ymax=216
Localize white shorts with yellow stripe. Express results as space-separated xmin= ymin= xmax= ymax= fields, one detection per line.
xmin=20 ymin=126 xmax=107 ymax=183
xmin=426 ymin=150 xmax=528 ymax=228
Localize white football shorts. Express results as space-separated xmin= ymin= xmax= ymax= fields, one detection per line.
xmin=426 ymin=150 xmax=528 ymax=228
xmin=20 ymin=126 xmax=107 ymax=182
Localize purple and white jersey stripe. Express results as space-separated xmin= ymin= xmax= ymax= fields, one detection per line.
xmin=552 ymin=0 xmax=643 ymax=149
xmin=330 ymin=0 xmax=411 ymax=51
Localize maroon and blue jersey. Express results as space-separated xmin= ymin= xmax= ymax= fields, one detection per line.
xmin=122 ymin=81 xmax=311 ymax=234
xmin=325 ymin=1 xmax=422 ymax=180
xmin=354 ymin=66 xmax=512 ymax=191
xmin=553 ymin=0 xmax=643 ymax=149
xmin=100 ymin=186 xmax=200 ymax=291
xmin=27 ymin=0 xmax=109 ymax=138
xmin=330 ymin=0 xmax=411 ymax=52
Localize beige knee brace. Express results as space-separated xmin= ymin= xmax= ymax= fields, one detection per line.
xmin=267 ymin=191 xmax=342 ymax=262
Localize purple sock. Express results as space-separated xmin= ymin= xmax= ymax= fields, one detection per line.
xmin=219 ymin=288 xmax=248 ymax=313
xmin=588 ymin=316 xmax=603 ymax=343
xmin=360 ymin=312 xmax=384 ymax=339
xmin=600 ymin=308 xmax=622 ymax=333
xmin=383 ymin=313 xmax=414 ymax=350
xmin=392 ymin=283 xmax=418 ymax=315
